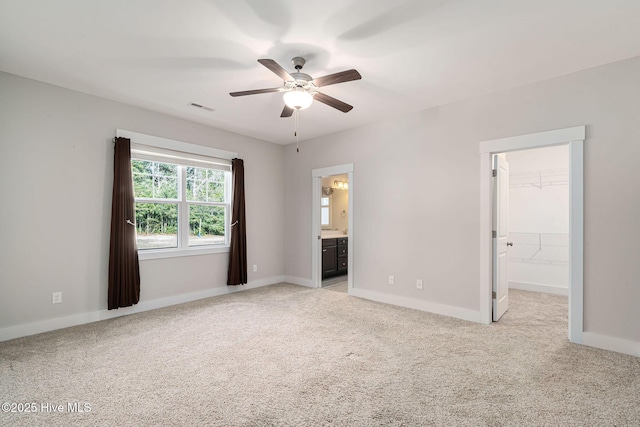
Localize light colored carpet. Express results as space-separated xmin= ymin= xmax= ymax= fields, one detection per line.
xmin=0 ymin=284 xmax=638 ymax=426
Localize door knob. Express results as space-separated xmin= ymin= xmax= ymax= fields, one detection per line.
xmin=507 ymin=242 xmax=513 ymax=247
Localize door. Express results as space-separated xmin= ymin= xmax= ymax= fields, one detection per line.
xmin=493 ymin=155 xmax=510 ymax=321
xmin=322 ymin=243 xmax=337 ymax=279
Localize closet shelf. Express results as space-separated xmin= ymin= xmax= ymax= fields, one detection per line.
xmin=508 ymin=257 xmax=568 ymax=266
xmin=510 ymin=168 xmax=568 ymax=189
xmin=507 ymin=232 xmax=568 ymax=265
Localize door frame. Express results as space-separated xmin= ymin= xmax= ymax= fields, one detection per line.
xmin=312 ymin=164 xmax=354 ymax=290
xmin=479 ymin=126 xmax=584 ymax=344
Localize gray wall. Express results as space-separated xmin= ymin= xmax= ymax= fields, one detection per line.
xmin=0 ymin=72 xmax=285 ymax=330
xmin=284 ymin=56 xmax=640 ymax=344
xmin=2 ymin=54 xmax=639 ymax=349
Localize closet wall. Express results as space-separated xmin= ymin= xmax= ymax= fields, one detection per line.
xmin=506 ymin=145 xmax=569 ymax=294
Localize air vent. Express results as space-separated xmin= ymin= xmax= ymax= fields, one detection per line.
xmin=189 ymin=102 xmax=214 ymax=112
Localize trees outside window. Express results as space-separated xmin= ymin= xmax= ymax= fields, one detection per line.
xmin=132 ymin=159 xmax=230 ymax=250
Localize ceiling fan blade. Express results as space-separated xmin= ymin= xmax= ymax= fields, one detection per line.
xmin=229 ymin=87 xmax=282 ymax=97
xmin=313 ymin=69 xmax=361 ymax=87
xmin=258 ymin=59 xmax=293 ymax=81
xmin=314 ymin=92 xmax=354 ymax=113
xmin=281 ymin=105 xmax=294 ymax=118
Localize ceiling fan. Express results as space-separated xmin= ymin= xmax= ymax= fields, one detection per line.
xmin=230 ymin=57 xmax=361 ymax=117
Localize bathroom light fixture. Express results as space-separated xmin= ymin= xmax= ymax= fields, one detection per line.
xmin=333 ymin=180 xmax=348 ymax=190
xmin=283 ymin=88 xmax=313 ymax=110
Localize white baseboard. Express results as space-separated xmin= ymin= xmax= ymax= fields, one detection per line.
xmin=0 ymin=276 xmax=284 ymax=343
xmin=509 ymin=281 xmax=569 ymax=296
xmin=350 ymin=288 xmax=482 ymax=323
xmin=582 ymin=332 xmax=640 ymax=357
xmin=284 ymin=276 xmax=315 ymax=288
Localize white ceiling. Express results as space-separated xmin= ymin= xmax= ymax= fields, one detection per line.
xmin=2 ymin=0 xmax=640 ymax=145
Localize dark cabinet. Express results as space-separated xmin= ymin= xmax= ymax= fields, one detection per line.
xmin=322 ymin=243 xmax=337 ymax=278
xmin=322 ymin=237 xmax=348 ymax=279
xmin=338 ymin=241 xmax=348 ymax=273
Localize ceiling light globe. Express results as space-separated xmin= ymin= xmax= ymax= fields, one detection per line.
xmin=283 ymin=88 xmax=313 ymax=110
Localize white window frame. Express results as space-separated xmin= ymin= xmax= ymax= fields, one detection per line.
xmin=117 ymin=129 xmax=237 ymax=260
xmin=321 ymin=195 xmax=332 ymax=229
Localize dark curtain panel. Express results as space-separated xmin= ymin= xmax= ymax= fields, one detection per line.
xmin=227 ymin=158 xmax=247 ymax=285
xmin=108 ymin=137 xmax=141 ymax=309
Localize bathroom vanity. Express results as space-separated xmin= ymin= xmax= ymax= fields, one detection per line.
xmin=322 ymin=236 xmax=348 ymax=279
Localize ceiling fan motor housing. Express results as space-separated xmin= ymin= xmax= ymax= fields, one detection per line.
xmin=285 ymin=72 xmax=315 ymax=93
xmin=291 ymin=57 xmax=306 ymax=70
xmin=289 ymin=57 xmax=315 ymax=89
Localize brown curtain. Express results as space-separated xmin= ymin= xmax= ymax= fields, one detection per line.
xmin=108 ymin=137 xmax=140 ymax=309
xmin=227 ymin=158 xmax=247 ymax=285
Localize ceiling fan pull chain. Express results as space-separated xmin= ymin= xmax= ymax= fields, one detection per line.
xmin=295 ymin=110 xmax=300 ymax=152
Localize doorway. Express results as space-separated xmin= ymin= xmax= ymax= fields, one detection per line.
xmin=479 ymin=126 xmax=585 ymax=344
xmin=492 ymin=146 xmax=570 ymax=324
xmin=312 ymin=164 xmax=354 ymax=292
xmin=503 ymin=146 xmax=570 ymax=296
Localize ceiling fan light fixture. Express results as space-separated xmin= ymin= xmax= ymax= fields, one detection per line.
xmin=283 ymin=88 xmax=313 ymax=110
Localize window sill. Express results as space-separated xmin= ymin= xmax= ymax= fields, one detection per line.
xmin=138 ymin=245 xmax=230 ymax=261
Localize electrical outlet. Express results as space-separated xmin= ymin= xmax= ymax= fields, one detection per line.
xmin=252 ymin=264 xmax=258 ymax=272
xmin=388 ymin=275 xmax=395 ymax=285
xmin=52 ymin=292 xmax=62 ymax=304
xmin=416 ymin=279 xmax=423 ymax=290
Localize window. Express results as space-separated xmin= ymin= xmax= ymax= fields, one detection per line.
xmin=321 ymin=196 xmax=331 ymax=229
xmin=185 ymin=167 xmax=227 ymax=247
xmin=130 ymin=142 xmax=232 ymax=256
xmin=132 ymin=160 xmax=180 ymax=249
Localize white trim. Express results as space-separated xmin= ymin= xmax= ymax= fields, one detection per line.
xmin=568 ymin=139 xmax=584 ymax=343
xmin=347 ymin=170 xmax=354 ymax=293
xmin=117 ymin=129 xmax=237 ymax=160
xmin=312 ymin=176 xmax=322 ymax=288
xmin=312 ymin=164 xmax=354 ymax=178
xmin=138 ymin=245 xmax=229 ymax=260
xmin=509 ymin=281 xmax=569 ymax=296
xmin=479 ymin=153 xmax=493 ymax=325
xmin=479 ymin=126 xmax=585 ymax=154
xmin=350 ymin=288 xmax=481 ymax=323
xmin=0 ymin=276 xmax=284 ymax=343
xmin=311 ymin=164 xmax=355 ymax=292
xmin=582 ymin=333 xmax=640 ymax=358
xmin=479 ymin=126 xmax=585 ymax=344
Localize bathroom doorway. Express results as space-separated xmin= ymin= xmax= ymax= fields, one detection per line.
xmin=311 ymin=164 xmax=354 ymax=292
xmin=320 ymin=173 xmax=349 ymax=290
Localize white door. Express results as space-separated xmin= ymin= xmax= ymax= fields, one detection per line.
xmin=493 ymin=155 xmax=510 ymax=321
